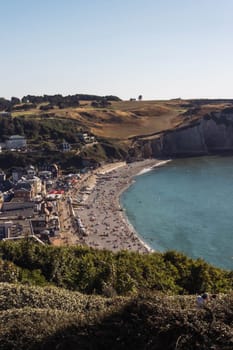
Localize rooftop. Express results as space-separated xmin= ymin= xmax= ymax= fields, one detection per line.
xmin=8 ymin=135 xmax=26 ymax=140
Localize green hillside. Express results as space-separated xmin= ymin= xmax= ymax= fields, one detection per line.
xmin=1 ymin=97 xmax=233 ymax=169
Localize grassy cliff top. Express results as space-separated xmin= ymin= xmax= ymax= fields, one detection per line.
xmin=10 ymin=99 xmax=233 ymax=141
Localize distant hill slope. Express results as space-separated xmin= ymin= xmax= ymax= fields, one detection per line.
xmin=0 ymin=283 xmax=232 ymax=350
xmin=10 ymin=99 xmax=185 ymax=140
xmin=9 ymin=98 xmax=233 ymax=141
xmin=2 ymin=97 xmax=233 ymax=166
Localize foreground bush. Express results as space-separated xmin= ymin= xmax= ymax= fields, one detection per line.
xmin=0 ymin=240 xmax=232 ymax=296
xmin=0 ymin=283 xmax=232 ymax=350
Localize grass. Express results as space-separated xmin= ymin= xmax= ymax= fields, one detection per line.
xmin=11 ymin=100 xmax=186 ymax=140
xmin=10 ymin=98 xmax=233 ymax=149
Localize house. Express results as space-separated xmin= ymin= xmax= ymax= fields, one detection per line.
xmin=5 ymin=135 xmax=27 ymax=150
xmin=0 ymin=219 xmax=33 ymax=240
xmin=61 ymin=139 xmax=71 ymax=152
xmin=2 ymin=200 xmax=35 ymax=212
xmin=0 ymin=221 xmax=13 ymax=240
xmin=12 ymin=167 xmax=24 ymax=183
xmin=31 ymin=216 xmax=47 ymax=234
xmin=27 ymin=176 xmax=42 ymax=196
xmin=26 ymin=165 xmax=37 ymax=179
xmin=14 ymin=181 xmax=34 ymax=200
xmin=78 ymin=132 xmax=95 ymax=143
xmin=31 ymin=214 xmax=60 ymax=236
xmin=0 ymin=204 xmax=35 ymax=220
xmin=14 ymin=187 xmax=33 ymax=201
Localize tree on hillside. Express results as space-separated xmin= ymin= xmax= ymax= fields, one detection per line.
xmin=11 ymin=97 xmax=21 ymax=105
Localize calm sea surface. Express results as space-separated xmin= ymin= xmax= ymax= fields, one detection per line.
xmin=121 ymin=156 xmax=233 ymax=270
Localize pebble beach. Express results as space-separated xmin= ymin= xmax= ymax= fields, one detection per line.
xmin=71 ymin=159 xmax=170 ymax=253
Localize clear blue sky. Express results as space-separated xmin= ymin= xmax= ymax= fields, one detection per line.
xmin=1 ymin=0 xmax=233 ymax=100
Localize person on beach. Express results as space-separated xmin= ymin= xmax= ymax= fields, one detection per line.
xmin=196 ymin=292 xmax=209 ymax=308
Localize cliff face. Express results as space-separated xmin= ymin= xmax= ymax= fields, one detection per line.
xmin=137 ymin=110 xmax=233 ymax=158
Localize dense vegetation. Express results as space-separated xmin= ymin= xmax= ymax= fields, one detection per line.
xmin=0 ymin=151 xmax=84 ymax=174
xmin=0 ymin=240 xmax=232 ymax=296
xmin=0 ymin=282 xmax=232 ymax=350
xmin=0 ymin=143 xmax=127 ymax=174
xmin=0 ymin=115 xmax=83 ymax=143
xmin=0 ymin=241 xmax=232 ymax=349
xmin=0 ymin=114 xmax=128 ymax=171
xmin=0 ymin=283 xmax=233 ymax=350
xmin=21 ymin=93 xmax=121 ymax=105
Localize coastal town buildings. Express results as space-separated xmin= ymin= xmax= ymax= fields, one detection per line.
xmin=0 ymin=162 xmax=82 ymax=244
xmin=5 ymin=135 xmax=27 ymax=150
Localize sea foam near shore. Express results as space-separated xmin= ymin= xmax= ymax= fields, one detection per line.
xmin=136 ymin=160 xmax=172 ymax=176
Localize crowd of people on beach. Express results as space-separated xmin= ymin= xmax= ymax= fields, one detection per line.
xmin=69 ymin=160 xmax=159 ymax=253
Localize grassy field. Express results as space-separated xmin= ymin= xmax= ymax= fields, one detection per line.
xmin=11 ymin=99 xmax=233 ymax=143
xmin=11 ymin=99 xmax=188 ymax=140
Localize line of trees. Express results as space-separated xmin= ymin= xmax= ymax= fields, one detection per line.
xmin=0 ymin=94 xmax=121 ymax=112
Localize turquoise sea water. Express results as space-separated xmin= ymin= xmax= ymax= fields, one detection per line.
xmin=121 ymin=156 xmax=233 ymax=270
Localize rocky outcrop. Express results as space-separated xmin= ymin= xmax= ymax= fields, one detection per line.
xmin=136 ymin=109 xmax=233 ymax=158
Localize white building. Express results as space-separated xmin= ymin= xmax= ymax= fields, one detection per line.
xmin=27 ymin=176 xmax=42 ymax=196
xmin=6 ymin=135 xmax=27 ymax=150
xmin=27 ymin=165 xmax=36 ymax=179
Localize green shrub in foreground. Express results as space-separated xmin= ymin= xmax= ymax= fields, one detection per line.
xmin=0 ymin=240 xmax=231 ymax=295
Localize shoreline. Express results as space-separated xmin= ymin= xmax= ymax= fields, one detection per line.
xmin=70 ymin=159 xmax=171 ymax=253
xmin=117 ymin=159 xmax=172 ymax=252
